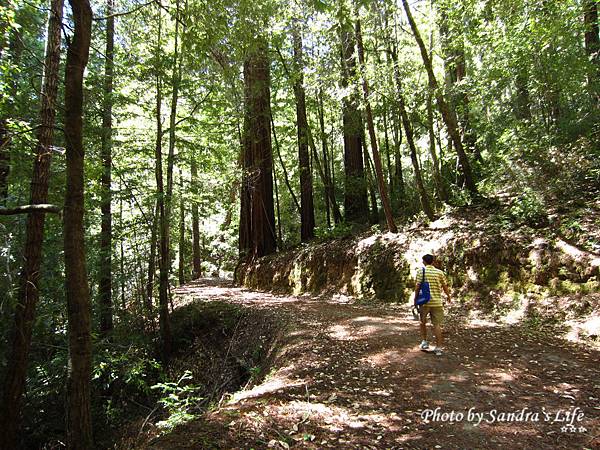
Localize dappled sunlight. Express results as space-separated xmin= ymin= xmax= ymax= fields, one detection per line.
xmin=229 ymin=374 xmax=306 ymax=403
xmin=147 ymin=278 xmax=600 ymax=449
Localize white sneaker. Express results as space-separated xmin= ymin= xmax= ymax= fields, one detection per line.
xmin=434 ymin=347 xmax=443 ymax=356
xmin=419 ymin=340 xmax=429 ymax=350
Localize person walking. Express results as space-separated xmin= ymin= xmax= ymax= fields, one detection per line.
xmin=414 ymin=254 xmax=451 ymax=356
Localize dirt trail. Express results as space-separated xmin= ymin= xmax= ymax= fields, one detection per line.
xmin=148 ymin=279 xmax=600 ymax=449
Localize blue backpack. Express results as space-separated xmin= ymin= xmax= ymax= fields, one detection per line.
xmin=415 ymin=267 xmax=431 ymax=306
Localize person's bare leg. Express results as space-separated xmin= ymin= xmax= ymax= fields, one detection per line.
xmin=433 ymin=324 xmax=443 ymax=348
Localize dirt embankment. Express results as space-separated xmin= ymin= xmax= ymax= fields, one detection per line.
xmin=238 ymin=206 xmax=600 ymax=343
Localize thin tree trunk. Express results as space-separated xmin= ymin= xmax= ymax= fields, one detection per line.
xmin=584 ymin=0 xmax=600 ymax=105
xmin=154 ymin=5 xmax=172 ymax=361
xmin=119 ymin=188 xmax=125 ymax=309
xmin=0 ymin=0 xmax=63 ymax=444
xmin=146 ymin=199 xmax=158 ymax=312
xmin=63 ymin=0 xmax=93 ymax=446
xmin=274 ymin=46 xmax=342 ymax=223
xmin=292 ymin=21 xmax=315 ymax=241
xmin=178 ymin=168 xmax=185 ymax=285
xmin=190 ymin=153 xmax=201 ymax=278
xmin=401 ymin=0 xmax=478 ymax=197
xmin=387 ymin=43 xmax=433 ymax=219
xmin=318 ymin=89 xmax=331 ymax=227
xmin=273 ymin=160 xmax=282 ymax=245
xmin=99 ymin=0 xmax=114 ymax=336
xmin=270 ymin=111 xmax=300 ymax=213
xmin=427 ymin=89 xmax=447 ymax=202
xmin=355 ymin=18 xmax=397 ymax=233
xmin=362 ymin=132 xmax=379 ymax=224
xmin=339 ymin=8 xmax=368 ymax=223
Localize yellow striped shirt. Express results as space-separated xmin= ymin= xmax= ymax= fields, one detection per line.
xmin=415 ymin=266 xmax=447 ymax=307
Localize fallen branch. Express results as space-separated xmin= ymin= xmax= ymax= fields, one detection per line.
xmin=0 ymin=204 xmax=62 ymax=215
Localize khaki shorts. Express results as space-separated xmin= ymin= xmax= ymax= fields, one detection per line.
xmin=420 ymin=305 xmax=444 ymax=326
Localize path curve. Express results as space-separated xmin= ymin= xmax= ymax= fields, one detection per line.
xmin=147 ymin=278 xmax=600 ymax=449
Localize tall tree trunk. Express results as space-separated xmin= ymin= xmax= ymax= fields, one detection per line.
xmin=401 ymin=0 xmax=478 ymax=197
xmin=362 ymin=133 xmax=379 ymax=224
xmin=584 ymin=0 xmax=600 ymax=105
xmin=355 ymin=18 xmax=397 ymax=233
xmin=145 ymin=199 xmax=158 ymax=312
xmin=119 ymin=188 xmax=125 ymax=309
xmin=190 ymin=153 xmax=201 ymax=278
xmin=339 ymin=10 xmax=368 ymax=223
xmin=292 ymin=22 xmax=315 ymax=241
xmin=154 ymin=5 xmax=172 ymax=360
xmin=270 ymin=111 xmax=300 ymax=213
xmin=273 ymin=157 xmax=282 ymax=245
xmin=0 ymin=22 xmax=14 ymax=205
xmin=0 ymin=119 xmax=8 ymax=204
xmin=178 ymin=168 xmax=185 ymax=285
xmin=427 ymin=89 xmax=447 ymax=202
xmin=99 ymin=0 xmax=114 ymax=336
xmin=0 ymin=0 xmax=63 ymax=445
xmin=318 ymin=89 xmax=332 ymax=227
xmin=387 ymin=42 xmax=433 ymax=219
xmin=242 ymin=36 xmax=277 ymax=258
xmin=63 ymin=0 xmax=93 ymax=446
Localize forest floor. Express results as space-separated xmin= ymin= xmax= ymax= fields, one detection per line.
xmin=141 ymin=278 xmax=600 ymax=450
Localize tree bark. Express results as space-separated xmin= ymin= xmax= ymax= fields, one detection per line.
xmin=584 ymin=0 xmax=600 ymax=105
xmin=178 ymin=168 xmax=185 ymax=285
xmin=292 ymin=22 xmax=315 ymax=241
xmin=355 ymin=18 xmax=397 ymax=233
xmin=317 ymin=89 xmax=332 ymax=227
xmin=339 ymin=9 xmax=368 ymax=223
xmin=0 ymin=0 xmax=63 ymax=445
xmin=99 ymin=0 xmax=114 ymax=336
xmin=242 ymin=36 xmax=277 ymax=258
xmin=145 ymin=199 xmax=158 ymax=313
xmin=401 ymin=0 xmax=478 ymax=197
xmin=191 ymin=153 xmax=201 ymax=278
xmin=427 ymin=89 xmax=447 ymax=202
xmin=153 ymin=5 xmax=172 ymax=361
xmin=63 ymin=0 xmax=93 ymax=446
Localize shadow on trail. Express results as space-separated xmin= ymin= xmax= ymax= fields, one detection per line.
xmin=148 ymin=278 xmax=600 ymax=449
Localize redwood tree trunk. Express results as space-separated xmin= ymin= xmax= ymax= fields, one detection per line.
xmin=402 ymin=0 xmax=478 ymax=197
xmin=0 ymin=0 xmax=63 ymax=445
xmin=292 ymin=22 xmax=315 ymax=241
xmin=99 ymin=0 xmax=114 ymax=336
xmin=242 ymin=37 xmax=277 ymax=258
xmin=339 ymin=11 xmax=368 ymax=223
xmin=63 ymin=0 xmax=93 ymax=446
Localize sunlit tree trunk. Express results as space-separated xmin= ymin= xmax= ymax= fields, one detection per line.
xmin=355 ymin=17 xmax=397 ymax=233
xmin=0 ymin=0 xmax=63 ymax=445
xmin=402 ymin=0 xmax=478 ymax=197
xmin=99 ymin=0 xmax=114 ymax=336
xmin=153 ymin=5 xmax=172 ymax=360
xmin=63 ymin=0 xmax=93 ymax=446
